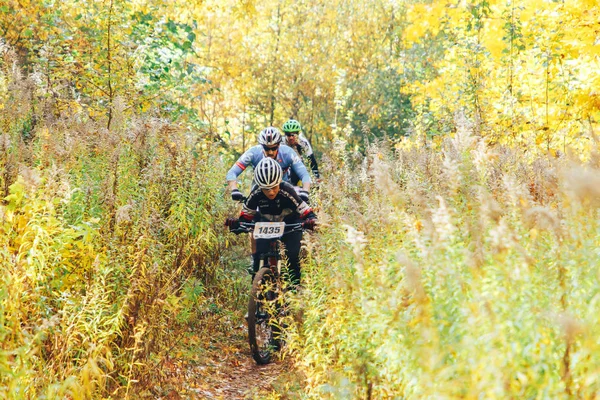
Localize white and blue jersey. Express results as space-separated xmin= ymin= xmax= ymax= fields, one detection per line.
xmin=226 ymin=144 xmax=312 ymax=185
xmin=282 ymin=133 xmax=320 ymax=180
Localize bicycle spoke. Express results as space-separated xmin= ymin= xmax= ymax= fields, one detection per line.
xmin=248 ymin=268 xmax=287 ymax=364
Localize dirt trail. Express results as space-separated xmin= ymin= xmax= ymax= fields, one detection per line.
xmin=143 ymin=315 xmax=302 ymax=400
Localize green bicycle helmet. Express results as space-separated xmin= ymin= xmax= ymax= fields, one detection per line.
xmin=282 ymin=119 xmax=302 ymax=133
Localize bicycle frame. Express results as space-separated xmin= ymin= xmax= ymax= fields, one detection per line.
xmin=226 ymin=220 xmax=303 ymax=364
xmin=262 ymin=239 xmax=282 ymax=274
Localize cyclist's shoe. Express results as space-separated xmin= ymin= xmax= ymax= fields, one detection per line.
xmin=245 ymin=311 xmax=268 ymax=320
xmin=256 ymin=310 xmax=268 ymax=320
xmin=247 ymin=261 xmax=256 ymax=284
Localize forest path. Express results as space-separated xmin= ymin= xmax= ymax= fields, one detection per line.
xmin=142 ymin=314 xmax=303 ymax=399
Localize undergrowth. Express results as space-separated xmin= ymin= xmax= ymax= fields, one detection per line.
xmin=0 ymin=46 xmax=246 ymax=398
xmin=288 ymin=116 xmax=600 ymax=399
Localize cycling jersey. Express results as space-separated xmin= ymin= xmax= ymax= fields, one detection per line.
xmin=282 ymin=134 xmax=320 ymax=180
xmin=240 ymin=182 xmax=316 ymax=223
xmin=226 ymin=145 xmax=312 ymax=185
xmin=239 ymin=181 xmax=317 ymax=287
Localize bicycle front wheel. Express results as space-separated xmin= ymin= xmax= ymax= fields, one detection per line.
xmin=248 ymin=267 xmax=281 ymax=365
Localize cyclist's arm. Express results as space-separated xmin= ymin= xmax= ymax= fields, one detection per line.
xmin=226 ymin=149 xmax=255 ymax=190
xmin=301 ymin=137 xmax=320 ymax=178
xmin=282 ymin=183 xmax=316 ymax=220
xmin=228 ymin=180 xmax=239 ymax=191
xmin=301 ymin=207 xmax=317 ymax=220
xmin=240 ymin=187 xmax=261 ymax=221
xmin=307 ymin=153 xmax=320 ymax=179
xmin=289 ymin=152 xmax=312 ymax=191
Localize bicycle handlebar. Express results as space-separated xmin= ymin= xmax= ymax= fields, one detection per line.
xmin=225 ymin=220 xmax=305 ymax=235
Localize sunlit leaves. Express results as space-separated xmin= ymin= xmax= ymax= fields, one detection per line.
xmin=402 ymin=0 xmax=600 ymax=153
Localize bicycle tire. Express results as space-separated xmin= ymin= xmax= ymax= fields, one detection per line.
xmin=248 ymin=267 xmax=281 ymax=364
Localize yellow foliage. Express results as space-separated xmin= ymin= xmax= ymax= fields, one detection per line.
xmin=2 ymin=177 xmax=100 ymax=289
xmin=482 ymin=18 xmax=506 ymax=60
xmin=402 ymin=0 xmax=600 ymax=151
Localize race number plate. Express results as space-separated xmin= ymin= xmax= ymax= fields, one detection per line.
xmin=253 ymin=222 xmax=285 ymax=239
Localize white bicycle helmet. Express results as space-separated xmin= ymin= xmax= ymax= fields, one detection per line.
xmin=258 ymin=127 xmax=282 ymax=146
xmin=254 ymin=157 xmax=283 ymax=189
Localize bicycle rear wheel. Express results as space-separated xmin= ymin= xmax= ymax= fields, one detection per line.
xmin=248 ymin=267 xmax=281 ymax=364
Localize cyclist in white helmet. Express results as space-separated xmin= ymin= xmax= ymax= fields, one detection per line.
xmin=235 ymin=157 xmax=317 ymax=286
xmin=226 ymin=127 xmax=312 ymax=203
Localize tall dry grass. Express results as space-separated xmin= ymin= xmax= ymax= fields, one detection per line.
xmin=289 ymin=115 xmax=600 ymax=399
xmin=0 ymin=44 xmax=241 ymax=398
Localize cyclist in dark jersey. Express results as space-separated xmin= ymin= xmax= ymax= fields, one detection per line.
xmin=281 ymin=119 xmax=320 ymax=185
xmin=238 ymin=157 xmax=317 ymax=286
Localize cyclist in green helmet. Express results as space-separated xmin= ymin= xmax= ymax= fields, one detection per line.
xmin=281 ymin=119 xmax=320 ymax=185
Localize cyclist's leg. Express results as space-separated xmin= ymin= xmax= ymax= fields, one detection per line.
xmin=249 ymin=201 xmax=258 ymax=271
xmin=281 ymin=230 xmax=303 ymax=287
xmin=289 ymin=169 xmax=300 ymax=187
xmin=249 ymin=232 xmax=257 ymax=274
xmin=250 ymin=233 xmax=257 ymax=253
xmin=253 ymin=238 xmax=269 ymax=275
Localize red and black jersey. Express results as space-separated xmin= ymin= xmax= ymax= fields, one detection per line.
xmin=240 ymin=182 xmax=316 ymax=223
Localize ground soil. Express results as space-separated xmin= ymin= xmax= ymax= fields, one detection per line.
xmin=140 ymin=314 xmax=305 ymax=400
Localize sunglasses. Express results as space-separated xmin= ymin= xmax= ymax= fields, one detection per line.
xmin=284 ymin=132 xmax=298 ymax=137
xmin=262 ymin=144 xmax=279 ymax=152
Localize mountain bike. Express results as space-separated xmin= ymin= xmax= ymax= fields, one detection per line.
xmin=225 ymin=219 xmax=304 ymax=364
